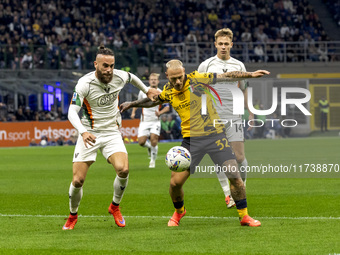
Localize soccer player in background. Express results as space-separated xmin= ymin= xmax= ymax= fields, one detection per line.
xmin=120 ymin=60 xmax=269 ymax=227
xmin=130 ymin=73 xmax=170 ymax=168
xmin=198 ymin=28 xmax=253 ymax=208
xmin=62 ymin=46 xmax=160 ymax=230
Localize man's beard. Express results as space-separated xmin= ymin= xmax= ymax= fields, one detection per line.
xmin=97 ymin=69 xmax=113 ymax=84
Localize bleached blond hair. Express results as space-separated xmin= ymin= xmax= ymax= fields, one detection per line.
xmin=165 ymin=59 xmax=184 ymax=70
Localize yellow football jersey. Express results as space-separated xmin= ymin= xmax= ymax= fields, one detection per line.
xmin=159 ymin=71 xmax=224 ymax=138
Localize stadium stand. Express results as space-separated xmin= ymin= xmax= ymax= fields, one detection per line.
xmin=0 ymin=0 xmax=339 ymax=128
xmin=0 ymin=0 xmax=339 ymax=71
xmin=323 ymin=0 xmax=340 ymax=27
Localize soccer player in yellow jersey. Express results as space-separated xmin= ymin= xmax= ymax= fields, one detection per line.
xmin=120 ymin=60 xmax=269 ymax=227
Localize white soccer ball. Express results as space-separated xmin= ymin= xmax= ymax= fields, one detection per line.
xmin=165 ymin=146 xmax=191 ymax=172
xmin=40 ymin=140 xmax=47 ymax=147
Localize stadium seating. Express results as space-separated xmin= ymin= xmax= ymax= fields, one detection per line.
xmin=0 ymin=0 xmax=338 ymax=70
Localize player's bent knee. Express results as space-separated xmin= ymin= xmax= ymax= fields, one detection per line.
xmin=169 ymin=179 xmax=183 ymax=190
xmin=138 ymin=137 xmax=147 ymax=146
xmin=222 ymin=160 xmax=240 ymax=178
xmin=72 ymin=177 xmax=85 ymax=188
xmin=150 ymin=138 xmax=158 ymax=146
xmin=116 ymin=167 xmax=129 ymax=178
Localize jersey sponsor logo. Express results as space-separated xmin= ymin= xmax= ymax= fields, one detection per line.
xmin=174 ymin=100 xmax=197 ymax=111
xmin=223 ymin=68 xmax=228 ymax=73
xmin=98 ymin=92 xmax=118 ymax=106
xmin=75 ymin=153 xmax=79 ymax=158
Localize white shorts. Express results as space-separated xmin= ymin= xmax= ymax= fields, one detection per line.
xmin=138 ymin=120 xmax=161 ymax=137
xmin=225 ymin=118 xmax=244 ymax=142
xmin=73 ymin=131 xmax=127 ymax=162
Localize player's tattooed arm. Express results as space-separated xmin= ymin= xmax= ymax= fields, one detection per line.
xmin=119 ymin=97 xmax=163 ymax=113
xmin=216 ymin=70 xmax=270 ymax=82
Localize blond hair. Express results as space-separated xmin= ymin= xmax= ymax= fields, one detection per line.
xmin=149 ymin=73 xmax=160 ymax=79
xmin=215 ymin=28 xmax=233 ymax=41
xmin=165 ymin=59 xmax=183 ymax=70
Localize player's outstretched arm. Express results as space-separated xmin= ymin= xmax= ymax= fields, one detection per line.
xmin=251 ymin=70 xmax=270 ymax=77
xmin=216 ymin=70 xmax=270 ymax=82
xmin=156 ymin=104 xmax=170 ymax=117
xmin=130 ymin=107 xmax=137 ymax=119
xmin=120 ymin=97 xmax=163 ymax=113
xmin=146 ymin=88 xmax=161 ymax=102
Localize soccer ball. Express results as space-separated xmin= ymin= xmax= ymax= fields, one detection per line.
xmin=40 ymin=139 xmax=47 ymax=147
xmin=165 ymin=146 xmax=191 ymax=172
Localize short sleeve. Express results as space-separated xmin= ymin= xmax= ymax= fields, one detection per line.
xmin=197 ymin=62 xmax=206 ymax=73
xmin=158 ymin=85 xmax=170 ymax=102
xmin=190 ymin=71 xmax=216 ymax=85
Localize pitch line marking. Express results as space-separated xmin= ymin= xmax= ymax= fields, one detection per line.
xmin=0 ymin=214 xmax=339 ymax=220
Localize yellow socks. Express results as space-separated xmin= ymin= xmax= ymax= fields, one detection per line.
xmin=175 ymin=205 xmax=185 ymax=214
xmin=237 ymin=208 xmax=248 ymax=219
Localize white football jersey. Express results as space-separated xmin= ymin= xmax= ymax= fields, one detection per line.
xmin=71 ymin=70 xmax=132 ymax=132
xmin=137 ymin=88 xmax=163 ymax=122
xmin=198 ymin=55 xmax=247 ymax=120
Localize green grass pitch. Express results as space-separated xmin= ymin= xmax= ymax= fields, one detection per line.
xmin=0 ymin=137 xmax=339 ymax=254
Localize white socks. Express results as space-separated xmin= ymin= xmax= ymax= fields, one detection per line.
xmin=68 ymin=175 xmax=129 ymax=214
xmin=69 ymin=182 xmax=83 ymax=214
xmin=113 ymin=175 xmax=129 ymax=205
xmin=216 ymin=169 xmax=231 ymax=197
xmin=150 ymin=145 xmax=158 ymax=162
xmin=143 ymin=140 xmax=151 ymax=149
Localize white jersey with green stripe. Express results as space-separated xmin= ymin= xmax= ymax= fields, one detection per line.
xmin=71 ymin=70 xmax=130 ymax=132
xmin=198 ymin=55 xmax=247 ymax=120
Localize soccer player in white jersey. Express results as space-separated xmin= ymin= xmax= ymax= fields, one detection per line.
xmin=131 ymin=73 xmax=170 ymax=168
xmin=62 ymin=46 xmax=160 ymax=230
xmin=198 ymin=28 xmax=253 ymax=208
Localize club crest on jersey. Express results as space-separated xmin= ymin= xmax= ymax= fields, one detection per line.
xmin=98 ymin=92 xmax=118 ymax=106
xmin=72 ymin=92 xmax=78 ymax=101
xmin=178 ymin=92 xmax=185 ymax=101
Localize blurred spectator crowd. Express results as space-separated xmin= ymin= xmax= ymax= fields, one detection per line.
xmin=324 ymin=0 xmax=340 ymax=27
xmin=0 ymin=102 xmax=67 ymax=122
xmin=0 ymin=0 xmax=336 ymax=69
xmin=29 ymin=131 xmax=78 ymax=147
